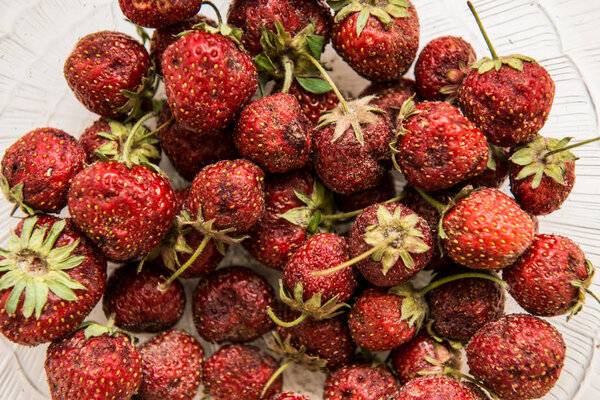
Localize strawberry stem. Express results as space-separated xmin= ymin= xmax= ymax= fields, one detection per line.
xmin=320 ymin=193 xmax=407 ymax=221
xmin=584 ymin=288 xmax=600 ymax=307
xmin=201 ymin=0 xmax=223 ymax=25
xmin=267 ymin=306 xmax=308 ymax=328
xmin=281 ymin=56 xmax=294 ymax=94
xmin=417 ymin=272 xmax=507 ymax=297
xmin=300 ymin=52 xmax=350 ymax=114
xmin=137 ymin=116 xmax=174 ymax=141
xmin=467 ymin=1 xmax=499 ymax=60
xmin=160 ymin=235 xmax=211 ymax=289
xmin=443 ymin=366 xmax=501 ymax=400
xmin=121 ymin=113 xmax=154 ymax=165
xmin=544 ymin=136 xmax=600 ymax=158
xmin=415 ymin=189 xmax=447 ymax=214
xmin=261 ymin=360 xmax=293 ymax=398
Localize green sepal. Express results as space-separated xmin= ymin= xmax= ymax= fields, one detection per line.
xmin=317 ymin=96 xmax=384 ymax=145
xmin=117 ymin=64 xmax=158 ymax=121
xmin=390 ymin=96 xmax=420 ymax=171
xmin=193 ymin=22 xmax=244 ymax=47
xmin=327 ymin=0 xmax=351 ymax=11
xmin=334 ymin=0 xmax=411 ymax=36
xmin=277 ymin=180 xmax=334 ymax=232
xmin=471 ymin=54 xmax=536 ymax=74
xmin=279 ymin=281 xmax=349 ymax=320
xmin=436 ymin=185 xmax=475 ymax=241
xmin=425 ymin=320 xmax=464 ymax=350
xmin=267 ymin=331 xmax=328 ymax=371
xmin=79 ymin=319 xmax=138 ymax=345
xmin=388 ymin=283 xmax=428 ymax=332
xmin=0 ymin=173 xmax=37 ymax=216
xmin=568 ymin=260 xmax=599 ymax=321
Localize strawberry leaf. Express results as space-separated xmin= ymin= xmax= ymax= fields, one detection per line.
xmin=295 ymin=76 xmax=332 ymax=94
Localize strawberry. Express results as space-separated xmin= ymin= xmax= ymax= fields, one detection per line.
xmin=192 ymin=266 xmax=275 ymax=343
xmin=393 ymin=100 xmax=489 ymax=191
xmin=271 ymin=394 xmax=311 ymax=400
xmin=456 ymin=3 xmax=555 ymax=147
xmin=331 ymin=0 xmax=420 ymax=82
xmin=286 ymin=80 xmax=339 ymax=125
xmin=393 ymin=376 xmax=490 ymax=400
xmin=137 ymin=329 xmax=204 ymax=400
xmin=234 ymin=93 xmax=312 ymax=173
xmin=360 ymin=78 xmax=417 ymax=124
xmin=64 ymin=31 xmax=153 ymax=118
xmin=102 ymin=262 xmax=185 ymax=332
xmin=0 ymin=216 xmax=106 ymax=346
xmin=459 ymin=144 xmax=509 ymax=190
xmin=1 ymin=128 xmax=86 ymax=214
xmin=227 ymin=0 xmax=333 ymax=56
xmin=118 ymin=0 xmax=203 ymax=28
xmin=45 ymin=321 xmax=142 ymax=400
xmin=323 ymin=363 xmax=400 ymax=400
xmin=415 ymin=36 xmax=476 ymax=102
xmin=202 ymin=344 xmax=282 ymax=400
xmin=466 ymin=314 xmax=566 ymax=400
xmin=503 ymin=234 xmax=593 ymax=318
xmin=335 ymin=171 xmax=396 ymax=212
xmin=389 ymin=331 xmax=459 ymax=385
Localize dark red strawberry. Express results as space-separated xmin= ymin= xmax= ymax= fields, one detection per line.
xmin=271 ymin=394 xmax=311 ymax=400
xmin=466 ymin=314 xmax=566 ymax=400
xmin=335 ymin=171 xmax=396 ymax=212
xmin=456 ymin=3 xmax=555 ymax=147
xmin=102 ymin=262 xmax=185 ymax=332
xmin=45 ymin=322 xmax=142 ymax=400
xmin=227 ymin=0 xmax=333 ymax=56
xmin=360 ymin=78 xmax=417 ymax=124
xmin=1 ymin=128 xmax=86 ymax=214
xmin=64 ymin=31 xmax=152 ymax=118
xmin=192 ymin=266 xmax=275 ymax=343
xmin=203 ymin=344 xmax=282 ymax=400
xmin=118 ymin=0 xmax=203 ymax=28
xmin=0 ymin=215 xmax=106 ymax=346
xmin=415 ymin=36 xmax=476 ymax=102
xmin=137 ymin=329 xmax=204 ymax=400
xmin=286 ymin=80 xmax=339 ymax=125
xmin=394 ymin=100 xmax=488 ymax=191
xmin=503 ymin=234 xmax=592 ymax=318
xmin=389 ymin=331 xmax=459 ymax=385
xmin=323 ymin=363 xmax=400 ymax=400
xmin=394 ymin=376 xmax=490 ymax=400
xmin=459 ymin=145 xmax=509 ymax=190
xmin=234 ymin=93 xmax=312 ymax=173
xmin=331 ymin=0 xmax=419 ymax=82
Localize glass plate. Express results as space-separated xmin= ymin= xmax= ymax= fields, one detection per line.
xmin=0 ymin=0 xmax=599 ymax=399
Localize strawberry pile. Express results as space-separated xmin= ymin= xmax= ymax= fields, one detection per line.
xmin=1 ymin=0 xmax=599 ymax=399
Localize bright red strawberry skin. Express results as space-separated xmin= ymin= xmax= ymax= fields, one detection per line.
xmin=203 ymin=344 xmax=282 ymax=400
xmin=394 ymin=376 xmax=489 ymax=400
xmin=442 ymin=188 xmax=534 ymax=270
xmin=398 ymin=101 xmax=488 ymax=191
xmin=118 ymin=0 xmax=203 ymax=28
xmin=192 ymin=266 xmax=275 ymax=343
xmin=227 ymin=0 xmax=333 ymax=56
xmin=102 ymin=263 xmax=185 ymax=332
xmin=137 ymin=329 xmax=204 ymax=400
xmin=162 ymin=30 xmax=257 ymax=133
xmin=2 ymin=128 xmax=86 ymax=213
xmin=189 ymin=159 xmax=265 ymax=233
xmin=360 ymin=78 xmax=417 ymax=124
xmin=324 ymin=363 xmax=400 ymax=400
xmin=0 ymin=216 xmax=106 ymax=346
xmin=284 ymin=80 xmax=339 ymax=125
xmin=503 ymin=234 xmax=588 ymax=316
xmin=45 ymin=329 xmax=142 ymax=400
xmin=68 ymin=161 xmax=176 ymax=261
xmin=271 ymin=394 xmax=311 ymax=400
xmin=466 ymin=314 xmax=566 ymax=400
xmin=64 ymin=31 xmax=150 ymax=117
xmin=457 ymin=62 xmax=555 ymax=147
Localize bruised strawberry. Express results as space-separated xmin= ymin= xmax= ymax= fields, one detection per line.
xmin=137 ymin=329 xmax=204 ymax=400
xmin=118 ymin=0 xmax=203 ymax=28
xmin=203 ymin=344 xmax=282 ymax=400
xmin=102 ymin=262 xmax=185 ymax=332
xmin=1 ymin=128 xmax=86 ymax=214
xmin=323 ymin=363 xmax=400 ymax=400
xmin=0 ymin=216 xmax=106 ymax=346
xmin=192 ymin=266 xmax=275 ymax=343
xmin=360 ymin=78 xmax=417 ymax=124
xmin=234 ymin=93 xmax=312 ymax=173
xmin=285 ymin=80 xmax=339 ymax=125
xmin=394 ymin=376 xmax=490 ymax=400
xmin=335 ymin=171 xmax=396 ymax=212
xmin=271 ymin=394 xmax=311 ymax=400
xmin=466 ymin=314 xmax=566 ymax=400
xmin=460 ymin=145 xmax=509 ymax=190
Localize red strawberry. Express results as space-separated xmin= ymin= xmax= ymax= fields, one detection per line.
xmin=331 ymin=0 xmax=419 ymax=82
xmin=360 ymin=78 xmax=417 ymax=124
xmin=137 ymin=329 xmax=204 ymax=400
xmin=335 ymin=171 xmax=396 ymax=212
xmin=234 ymin=93 xmax=312 ymax=173
xmin=162 ymin=27 xmax=257 ymax=133
xmin=389 ymin=331 xmax=459 ymax=385
xmin=286 ymin=80 xmax=339 ymax=125
xmin=118 ymin=0 xmax=203 ymax=28
xmin=323 ymin=363 xmax=400 ymax=400
xmin=393 ymin=376 xmax=490 ymax=400
xmin=441 ymin=188 xmax=534 ymax=270
xmin=64 ymin=31 xmax=152 ymax=118
xmin=45 ymin=322 xmax=142 ymax=400
xmin=1 ymin=128 xmax=86 ymax=214
xmin=394 ymin=100 xmax=489 ymax=191
xmin=503 ymin=234 xmax=592 ymax=318
xmin=0 ymin=215 xmax=106 ymax=346
xmin=271 ymin=394 xmax=311 ymax=400
xmin=466 ymin=314 xmax=566 ymax=400
xmin=192 ymin=266 xmax=275 ymax=343
xmin=459 ymin=145 xmax=509 ymax=190
xmin=415 ymin=36 xmax=476 ymax=102
xmin=102 ymin=262 xmax=185 ymax=332
xmin=227 ymin=0 xmax=333 ymax=56
xmin=202 ymin=344 xmax=282 ymax=400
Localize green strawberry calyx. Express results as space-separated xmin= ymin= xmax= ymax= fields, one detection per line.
xmin=79 ymin=317 xmax=138 ymax=345
xmin=117 ymin=64 xmax=159 ymax=122
xmin=331 ymin=0 xmax=412 ymax=36
xmin=267 ymin=331 xmax=328 ymax=371
xmin=388 ymin=282 xmax=428 ymax=332
xmin=570 ymin=260 xmax=600 ymax=321
xmin=425 ymin=320 xmax=464 ymax=350
xmin=439 ymin=49 xmax=477 ymax=102
xmin=390 ymin=96 xmax=420 ymax=170
xmin=278 ymin=179 xmax=335 ymax=233
xmin=0 ymin=217 xmax=87 ymax=319
xmin=0 ymin=174 xmax=37 ymax=216
xmin=188 ymin=1 xmax=243 ymax=46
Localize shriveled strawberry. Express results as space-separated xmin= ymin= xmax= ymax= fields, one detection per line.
xmin=234 ymin=93 xmax=312 ymax=173
xmin=415 ymin=36 xmax=476 ymax=102
xmin=1 ymin=128 xmax=86 ymax=214
xmin=286 ymin=80 xmax=339 ymax=125
xmin=102 ymin=262 xmax=185 ymax=332
xmin=336 ymin=171 xmax=396 ymax=212
xmin=271 ymin=394 xmax=311 ymax=400
xmin=45 ymin=322 xmax=142 ymax=400
xmin=331 ymin=0 xmax=419 ymax=82
xmin=394 ymin=376 xmax=490 ymax=400
xmin=459 ymin=145 xmax=509 ymax=190
xmin=64 ymin=31 xmax=152 ymax=118
xmin=0 ymin=216 xmax=106 ymax=346
xmin=137 ymin=329 xmax=204 ymax=400
xmin=360 ymin=78 xmax=417 ymax=124
xmin=323 ymin=363 xmax=400 ymax=400
xmin=203 ymin=344 xmax=282 ymax=400
xmin=466 ymin=314 xmax=566 ymax=400
xmin=118 ymin=0 xmax=203 ymax=28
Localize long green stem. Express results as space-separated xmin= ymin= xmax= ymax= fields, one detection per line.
xmin=585 ymin=288 xmax=600 ymax=306
xmin=320 ymin=194 xmax=407 ymax=221
xmin=467 ymin=1 xmax=499 ymax=60
xmin=313 ymin=237 xmax=395 ymax=277
xmin=544 ymin=136 xmax=600 ymax=158
xmin=281 ymin=56 xmax=294 ymax=94
xmin=121 ymin=113 xmax=154 ymax=163
xmin=201 ymin=0 xmax=223 ymax=25
xmin=417 ymin=272 xmax=507 ymax=297
xmin=261 ymin=360 xmax=293 ymax=398
xmin=415 ymin=189 xmax=446 ymax=214
xmin=299 ymin=52 xmax=350 ymax=114
xmin=137 ymin=116 xmax=174 ymax=141
xmin=160 ymin=235 xmax=211 ymax=289
xmin=267 ymin=307 xmax=308 ymax=328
